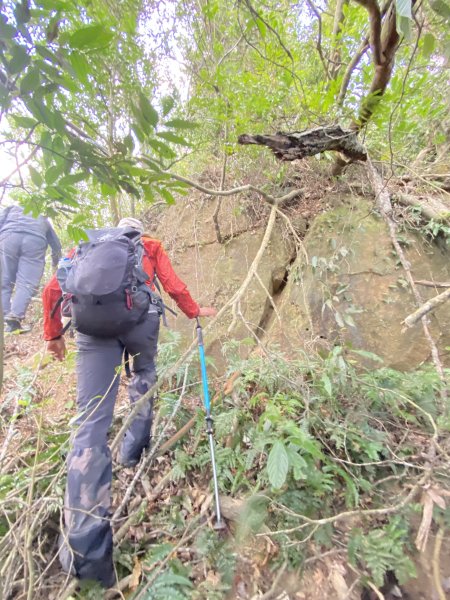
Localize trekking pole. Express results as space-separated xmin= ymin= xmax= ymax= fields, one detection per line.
xmin=196 ymin=317 xmax=225 ymax=530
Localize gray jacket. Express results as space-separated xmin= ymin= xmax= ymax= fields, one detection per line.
xmin=0 ymin=205 xmax=62 ymax=266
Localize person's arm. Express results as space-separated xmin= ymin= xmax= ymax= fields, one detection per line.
xmin=146 ymin=239 xmax=215 ymax=319
xmin=46 ymin=224 xmax=62 ymax=268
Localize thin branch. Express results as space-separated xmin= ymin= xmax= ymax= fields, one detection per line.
xmin=168 ymin=172 xmax=303 ymax=206
xmin=337 ymin=39 xmax=370 ymax=106
xmin=0 ymin=147 xmax=39 ymax=187
xmin=414 ymin=280 xmax=450 ymax=288
xmin=403 ymin=287 xmax=450 ymax=328
xmin=305 ymin=0 xmax=330 ymax=77
xmin=354 ymin=0 xmax=383 ymax=65
xmin=243 ymin=0 xmax=294 ymax=62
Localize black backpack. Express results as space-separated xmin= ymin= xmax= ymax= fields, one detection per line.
xmin=62 ymin=227 xmax=153 ymax=337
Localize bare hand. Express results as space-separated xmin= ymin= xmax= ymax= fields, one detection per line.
xmin=197 ymin=306 xmax=217 ymax=318
xmin=47 ymin=337 xmax=66 ymax=361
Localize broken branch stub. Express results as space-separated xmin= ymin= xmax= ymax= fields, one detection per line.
xmin=238 ymin=126 xmax=367 ymax=162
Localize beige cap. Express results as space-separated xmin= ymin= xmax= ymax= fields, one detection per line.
xmin=118 ymin=217 xmax=144 ymax=233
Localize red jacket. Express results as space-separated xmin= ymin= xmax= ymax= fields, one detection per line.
xmin=42 ymin=236 xmax=199 ymax=340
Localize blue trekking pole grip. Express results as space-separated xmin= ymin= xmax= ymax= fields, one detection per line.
xmin=196 ymin=323 xmax=211 ymax=414
xmin=196 ymin=317 xmax=224 ymax=529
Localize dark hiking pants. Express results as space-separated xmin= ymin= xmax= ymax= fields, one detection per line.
xmin=0 ymin=232 xmax=46 ymax=319
xmin=59 ymin=311 xmax=160 ymax=586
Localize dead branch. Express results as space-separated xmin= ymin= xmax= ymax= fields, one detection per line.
xmin=265 ymin=468 xmax=431 ymax=536
xmin=112 ymin=365 xmax=190 ymax=522
xmin=403 ymin=287 xmax=450 ymax=328
xmin=414 ymin=280 xmax=450 ymax=288
xmin=394 ymin=193 xmax=450 ymax=221
xmin=238 ymin=126 xmax=367 ymax=162
xmin=228 ymin=205 xmax=277 ymax=333
xmin=365 ymin=157 xmax=447 ymax=394
xmin=433 ymin=527 xmax=446 ymax=600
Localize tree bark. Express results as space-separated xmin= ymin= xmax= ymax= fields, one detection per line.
xmin=238 ymin=126 xmax=367 ymax=162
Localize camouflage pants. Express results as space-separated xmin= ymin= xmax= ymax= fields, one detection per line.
xmin=60 ymin=311 xmax=160 ymax=586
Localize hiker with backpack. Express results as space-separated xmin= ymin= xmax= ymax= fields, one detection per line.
xmin=0 ymin=204 xmax=62 ymax=332
xmin=42 ymin=217 xmax=216 ymax=587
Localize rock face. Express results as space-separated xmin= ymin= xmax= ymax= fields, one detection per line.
xmin=149 ymin=195 xmax=295 ymax=367
xmin=148 ymin=193 xmax=449 ymax=371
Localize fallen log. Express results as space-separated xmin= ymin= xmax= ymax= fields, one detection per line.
xmin=238 ymin=125 xmax=367 ymax=162
xmin=394 ymin=193 xmax=450 ymax=222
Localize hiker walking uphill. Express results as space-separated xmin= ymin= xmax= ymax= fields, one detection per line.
xmin=43 ymin=217 xmax=216 ymax=588
xmin=0 ymin=204 xmax=62 ymax=332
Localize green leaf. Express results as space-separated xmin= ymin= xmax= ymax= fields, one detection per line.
xmin=8 ymin=45 xmax=30 ymax=74
xmin=161 ymin=95 xmax=175 ymax=116
xmin=69 ymin=25 xmax=114 ymax=49
xmin=321 ymin=373 xmax=332 ymax=397
xmin=131 ymin=121 xmax=146 ymax=143
xmin=26 ymin=97 xmax=54 ymax=128
xmin=164 ymin=118 xmax=199 ymax=130
xmin=286 ymin=446 xmax=308 ymax=480
xmin=20 ymin=67 xmax=40 ymax=94
xmin=69 ymin=52 xmax=89 ymax=85
xmin=14 ymin=1 xmax=31 ymax=25
xmin=157 ymin=131 xmax=190 ymax=146
xmin=422 ymin=33 xmax=435 ymax=58
xmin=334 ymin=311 xmax=345 ymax=328
xmin=349 ymin=349 xmax=384 ymax=363
xmin=0 ymin=20 xmax=17 ymax=40
xmin=67 ymin=224 xmax=88 ymax=243
xmin=397 ymin=15 xmax=412 ymax=39
xmin=45 ymin=164 xmax=65 ymax=185
xmin=37 ymin=0 xmax=66 ymax=9
xmin=158 ymin=187 xmax=175 ymax=204
xmin=430 ymin=0 xmax=450 ymax=20
xmin=147 ymin=138 xmax=176 ymax=159
xmin=29 ymin=166 xmax=43 ymax=187
xmin=11 ymin=115 xmax=38 ymax=128
xmin=100 ymin=182 xmax=115 ymax=197
xmin=123 ymin=133 xmax=134 ymax=152
xmin=255 ymin=18 xmax=267 ymax=39
xmin=267 ymin=440 xmax=289 ymax=489
xmin=343 ymin=313 xmax=356 ymax=327
xmin=138 ymin=92 xmax=159 ymax=127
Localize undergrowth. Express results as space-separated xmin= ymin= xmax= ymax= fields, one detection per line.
xmin=0 ymin=334 xmax=449 ymax=599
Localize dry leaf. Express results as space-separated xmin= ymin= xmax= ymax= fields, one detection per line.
xmin=428 ymin=488 xmax=447 ymax=510
xmin=129 ymin=557 xmax=142 ymax=590
xmin=415 ymin=492 xmax=434 ymax=551
xmin=330 ymin=566 xmax=350 ymax=600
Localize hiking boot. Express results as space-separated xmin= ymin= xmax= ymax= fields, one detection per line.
xmin=5 ymin=318 xmax=31 ymax=333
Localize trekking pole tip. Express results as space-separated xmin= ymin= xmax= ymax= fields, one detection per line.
xmin=213 ymin=518 xmax=226 ymax=531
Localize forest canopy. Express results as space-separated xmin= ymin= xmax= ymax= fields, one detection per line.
xmin=0 ymin=0 xmax=449 ymax=236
